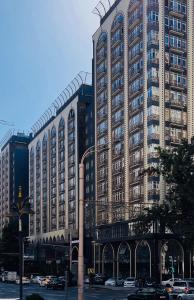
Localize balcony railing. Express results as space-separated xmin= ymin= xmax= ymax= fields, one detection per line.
xmin=147 ymin=114 xmax=160 ymax=122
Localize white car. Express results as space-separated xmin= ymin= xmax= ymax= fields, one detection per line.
xmin=162 ymin=278 xmax=182 ymax=286
xmin=40 ymin=276 xmax=56 ymax=287
xmin=104 ymin=277 xmax=124 ymax=287
xmin=16 ymin=277 xmax=30 ymax=284
xmin=124 ymin=277 xmax=136 ymax=288
xmin=31 ymin=275 xmax=44 ymax=284
xmin=177 ymin=289 xmax=194 ymax=299
xmin=173 ymin=281 xmax=194 ymax=295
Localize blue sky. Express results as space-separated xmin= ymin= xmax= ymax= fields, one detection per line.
xmin=0 ymin=0 xmax=99 ymax=141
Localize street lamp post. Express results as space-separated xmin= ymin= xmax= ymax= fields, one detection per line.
xmin=78 ymin=144 xmax=107 ymax=300
xmin=7 ymin=186 xmax=34 ymax=300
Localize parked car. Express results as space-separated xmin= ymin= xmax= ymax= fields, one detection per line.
xmin=124 ymin=277 xmax=136 ymax=288
xmin=16 ymin=277 xmax=30 ymax=284
xmin=40 ymin=276 xmax=57 ymax=287
xmin=127 ymin=286 xmax=169 ymax=300
xmin=104 ymin=277 xmax=124 ymax=287
xmin=31 ymin=276 xmax=45 ymax=284
xmin=93 ymin=273 xmax=106 ymax=284
xmin=162 ymin=278 xmax=182 ymax=286
xmin=172 ymin=281 xmax=194 ymax=295
xmin=177 ymin=289 xmax=194 ymax=299
xmin=165 ymin=283 xmax=173 ymax=294
xmin=2 ymin=271 xmax=17 ymax=283
xmin=84 ymin=276 xmax=89 ymax=284
xmin=46 ymin=278 xmax=65 ymax=290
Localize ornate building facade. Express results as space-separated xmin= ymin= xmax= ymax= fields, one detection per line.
xmin=28 ymin=84 xmax=94 ymax=273
xmin=93 ymin=0 xmax=194 ymax=280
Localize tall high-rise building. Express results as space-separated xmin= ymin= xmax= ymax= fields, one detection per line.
xmin=28 ymin=82 xmax=94 ymax=274
xmin=0 ymin=133 xmax=32 ymax=235
xmin=93 ymin=0 xmax=193 ymax=280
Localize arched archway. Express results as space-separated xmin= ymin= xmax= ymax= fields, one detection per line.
xmin=72 ymin=246 xmax=78 ymax=262
xmin=135 ymin=240 xmax=151 ymax=279
xmin=102 ymin=243 xmax=114 ymax=277
xmin=117 ymin=242 xmax=131 ymax=277
xmin=161 ymin=239 xmax=184 ymax=281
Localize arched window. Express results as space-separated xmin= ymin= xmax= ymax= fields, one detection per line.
xmin=97 ymin=32 xmax=107 ymax=46
xmin=59 ymin=117 xmax=65 ymax=128
xmin=36 ymin=140 xmax=41 ymax=151
xmin=68 ymin=109 xmax=75 ymax=120
xmin=112 ymin=13 xmax=124 ymax=29
xmin=102 ymin=243 xmax=114 ymax=277
xmin=135 ymin=241 xmax=151 ymax=279
xmin=117 ymin=242 xmax=131 ymax=277
xmin=58 ymin=118 xmax=65 ymax=139
xmin=51 ymin=126 xmax=56 ymax=137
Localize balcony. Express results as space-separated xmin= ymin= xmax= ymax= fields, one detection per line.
xmin=111 ymin=36 xmax=123 ymax=49
xmin=112 ymin=98 xmax=124 ymax=111
xmin=112 ymin=66 xmax=124 ymax=80
xmin=128 ymin=0 xmax=140 ymax=13
xmin=131 ymin=194 xmax=143 ymax=203
xmin=147 ymin=37 xmax=159 ymax=48
xmin=168 ymin=118 xmax=186 ymax=126
xmin=97 ymin=67 xmax=107 ymax=80
xmin=97 ymin=128 xmax=108 ymax=137
xmin=170 ymin=136 xmax=182 ymax=144
xmin=129 ymin=141 xmax=143 ymax=151
xmin=169 ymin=98 xmax=186 ymax=108
xmin=129 ymin=70 xmax=143 ymax=83
xmin=168 ymin=7 xmax=185 ymax=18
xmin=147 ymin=133 xmax=160 ymax=141
xmin=111 ymin=51 xmax=123 ymax=65
xmin=147 ymin=152 xmax=159 ymax=159
xmin=169 ymin=27 xmax=184 ymax=37
xmin=97 ymin=97 xmax=107 ymax=109
xmin=129 ymin=122 xmax=143 ymax=133
xmin=111 ymin=20 xmax=123 ymax=33
xmin=112 ymin=116 xmax=124 ymax=128
xmin=130 ymin=157 xmax=143 ymax=168
xmin=129 ymin=16 xmax=142 ymax=31
xmin=96 ymin=50 xmax=107 ymax=64
xmin=147 ymin=114 xmax=160 ymax=122
xmin=128 ymin=34 xmax=142 ymax=48
xmin=96 ymin=38 xmax=107 ymax=51
xmin=148 ymin=58 xmax=159 ymax=66
xmin=97 ymin=82 xmax=107 ymax=94
xmin=148 ymin=76 xmax=159 ymax=86
xmin=97 ymin=112 xmax=107 ymax=123
xmin=112 ymin=85 xmax=124 ymax=97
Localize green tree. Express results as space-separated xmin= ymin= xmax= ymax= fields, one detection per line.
xmin=136 ymin=139 xmax=194 ymax=238
xmin=0 ymin=219 xmax=19 ymax=270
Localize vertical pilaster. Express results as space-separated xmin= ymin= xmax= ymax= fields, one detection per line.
xmin=123 ymin=10 xmax=130 ymax=220
xmin=56 ymin=128 xmax=59 ymax=231
xmin=159 ymin=0 xmax=165 ymax=204
xmin=65 ymin=120 xmax=69 ymax=230
xmin=187 ymin=1 xmax=194 ymax=141
xmin=143 ymin=0 xmax=148 ymax=204
xmin=107 ymin=32 xmax=113 ymax=223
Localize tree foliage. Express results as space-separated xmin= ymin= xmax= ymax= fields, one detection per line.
xmin=0 ymin=219 xmax=19 ymax=270
xmin=135 ymin=139 xmax=194 ymax=238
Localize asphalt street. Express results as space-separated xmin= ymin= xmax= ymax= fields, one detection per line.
xmin=0 ymin=283 xmax=175 ymax=300
xmin=0 ymin=282 xmax=131 ymax=300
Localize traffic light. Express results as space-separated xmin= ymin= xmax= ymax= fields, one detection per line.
xmin=169 ymin=267 xmax=175 ymax=274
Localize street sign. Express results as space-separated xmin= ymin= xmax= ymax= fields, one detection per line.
xmin=72 ymin=240 xmax=79 ymax=244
